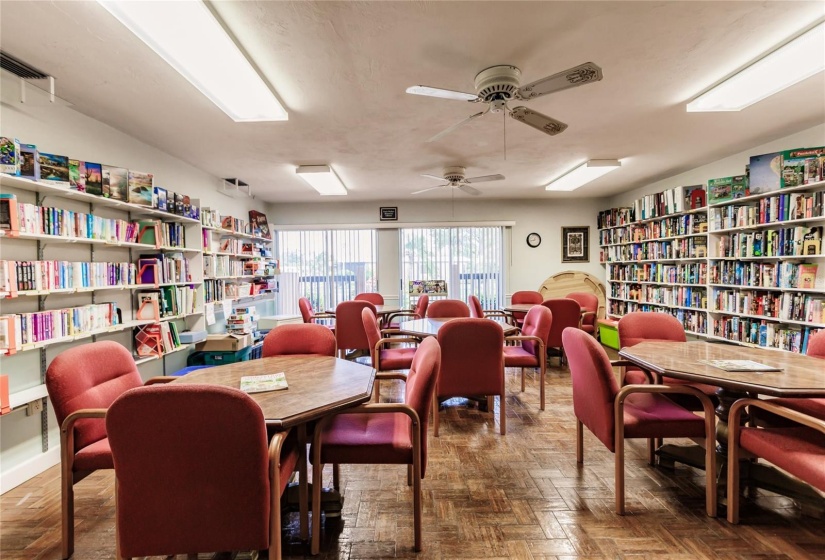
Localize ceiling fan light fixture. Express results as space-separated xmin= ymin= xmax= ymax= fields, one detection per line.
xmin=686 ymin=21 xmax=824 ymax=112
xmin=296 ymin=165 xmax=348 ymax=196
xmin=97 ymin=0 xmax=287 ymax=122
xmin=406 ymin=85 xmax=477 ymax=101
xmin=545 ymin=160 xmax=621 ymax=192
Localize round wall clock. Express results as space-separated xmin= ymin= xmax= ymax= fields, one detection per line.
xmin=526 ymin=232 xmax=541 ymax=248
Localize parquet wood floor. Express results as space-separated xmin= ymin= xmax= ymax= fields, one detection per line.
xmin=2 ymin=353 xmax=824 ymax=560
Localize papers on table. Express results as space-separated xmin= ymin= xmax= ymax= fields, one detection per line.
xmin=698 ymin=359 xmax=781 ymax=372
xmin=240 ymin=372 xmax=288 ymax=393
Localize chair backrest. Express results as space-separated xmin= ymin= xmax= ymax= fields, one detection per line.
xmin=437 ymin=318 xmax=503 ymax=397
xmin=512 ymin=290 xmax=543 ymax=305
xmin=566 ymin=292 xmax=599 ymax=325
xmin=355 ymin=292 xmax=384 ymax=305
xmin=45 ymin=341 xmax=144 ymax=453
xmin=541 ymin=298 xmax=582 ymax=347
xmin=107 ymin=384 xmax=270 ymax=557
xmin=427 ymin=299 xmax=470 ymax=318
xmin=562 ymin=327 xmax=619 ymax=451
xmin=335 ymin=300 xmax=377 ymax=352
xmin=468 ymin=295 xmax=485 ymax=318
xmin=521 ymin=305 xmax=553 ymax=358
xmin=618 ymin=311 xmax=686 ymax=348
xmin=262 ymin=323 xmax=336 ymax=357
xmin=298 ymin=297 xmax=314 ymax=323
xmin=361 ymin=307 xmax=382 ymax=362
xmin=404 ymin=337 xmax=441 ymax=477
xmin=807 ymin=330 xmax=825 ymax=359
xmin=413 ymin=294 xmax=429 ymax=318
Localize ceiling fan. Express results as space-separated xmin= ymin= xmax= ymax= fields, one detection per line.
xmin=411 ymin=166 xmax=504 ymax=196
xmin=407 ymin=62 xmax=603 ymax=142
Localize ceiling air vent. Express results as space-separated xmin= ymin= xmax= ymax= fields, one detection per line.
xmin=219 ymin=178 xmax=253 ymax=199
xmin=0 ymin=51 xmax=49 ymax=79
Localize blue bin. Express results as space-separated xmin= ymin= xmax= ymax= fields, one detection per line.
xmin=171 ymin=365 xmax=212 ymax=377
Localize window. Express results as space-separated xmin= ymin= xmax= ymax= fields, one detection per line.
xmin=277 ymin=229 xmax=377 ymax=311
xmin=400 ymin=227 xmax=504 ymax=308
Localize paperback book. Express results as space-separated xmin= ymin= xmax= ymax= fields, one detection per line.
xmin=240 ymin=372 xmax=288 ymax=394
xmin=128 ymin=170 xmax=154 ymax=206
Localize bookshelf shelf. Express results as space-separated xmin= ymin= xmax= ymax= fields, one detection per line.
xmin=8 ymin=384 xmax=49 ymax=410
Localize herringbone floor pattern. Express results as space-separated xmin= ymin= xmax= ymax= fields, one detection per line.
xmin=2 ymin=357 xmax=823 ymax=559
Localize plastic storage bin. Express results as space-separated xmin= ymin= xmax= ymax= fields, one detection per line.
xmin=188 ymin=346 xmax=253 ymax=366
xmin=170 ymin=365 xmax=212 ymax=377
xmin=598 ymin=318 xmax=620 ymax=350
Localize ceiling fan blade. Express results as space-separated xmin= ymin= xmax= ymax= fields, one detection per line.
xmin=406 ymin=85 xmax=480 ymax=102
xmin=509 ymin=106 xmax=568 ymax=136
xmin=426 ymin=107 xmax=489 ymax=143
xmin=515 ymin=62 xmax=603 ymax=100
xmin=458 ymin=185 xmax=481 ymax=196
xmin=411 ymin=185 xmax=448 ymax=195
xmin=465 ymin=174 xmax=505 ymax=184
xmin=420 ymin=173 xmax=445 ymax=181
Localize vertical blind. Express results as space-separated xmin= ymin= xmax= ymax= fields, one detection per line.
xmin=277 ymin=229 xmax=377 ymax=311
xmin=399 ymin=226 xmax=504 ymax=308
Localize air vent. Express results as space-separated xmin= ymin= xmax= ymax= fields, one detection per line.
xmin=0 ymin=51 xmax=49 ymax=79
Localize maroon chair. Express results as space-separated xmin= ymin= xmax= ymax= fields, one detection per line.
xmin=107 ymin=384 xmax=299 ymax=560
xmin=511 ymin=290 xmax=543 ymax=328
xmin=563 ymin=327 xmax=716 ymax=517
xmin=468 ymin=295 xmax=511 ymax=322
xmin=311 ymin=337 xmax=441 ymax=554
xmin=334 ymin=300 xmax=377 ymax=359
xmin=362 ymin=307 xmax=420 ymax=402
xmin=541 ymin=298 xmax=581 ymax=366
xmin=263 ymin=323 xmax=336 ymax=357
xmin=45 ymin=341 xmax=172 ymax=560
xmin=504 ymin=305 xmax=552 ymax=410
xmin=435 ymin=318 xmax=506 ymax=435
xmin=355 ymin=292 xmax=384 ymax=305
xmin=298 ymin=297 xmax=335 ymax=330
xmin=566 ymin=292 xmax=599 ymax=336
xmin=385 ymin=295 xmax=429 ymax=330
xmin=427 ymin=299 xmax=470 ymax=318
xmin=728 ymin=398 xmax=825 ymax=523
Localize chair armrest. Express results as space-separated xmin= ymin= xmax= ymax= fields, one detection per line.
xmin=581 ymin=311 xmax=597 ymax=323
xmin=313 ymin=312 xmax=336 ymax=319
xmin=376 ymin=371 xmax=408 ymax=382
xmin=268 ymin=426 xmax=293 ymax=461
xmin=384 ymin=311 xmax=420 ymax=324
xmin=616 ymin=384 xmax=715 ymax=419
xmin=484 ymin=310 xmax=511 ymax=319
xmin=144 ymin=377 xmax=175 ymax=385
xmin=374 ymin=337 xmax=420 ymax=351
xmin=503 ymin=335 xmax=546 ymax=360
xmin=60 ymin=409 xmax=108 ymax=467
xmin=730 ymin=398 xmax=825 ymax=434
xmin=611 ymin=360 xmax=656 ymax=384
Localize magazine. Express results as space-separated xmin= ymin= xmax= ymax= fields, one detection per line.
xmin=698 ymin=359 xmax=781 ymax=372
xmin=240 ymin=372 xmax=288 ymax=394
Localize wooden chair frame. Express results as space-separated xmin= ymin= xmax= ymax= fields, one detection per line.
xmin=371 ymin=335 xmax=420 ymax=402
xmin=433 ymin=368 xmax=506 ymax=437
xmin=504 ymin=334 xmax=546 ymax=410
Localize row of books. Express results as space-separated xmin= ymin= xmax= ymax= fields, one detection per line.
xmin=203 ymin=255 xmax=245 ymax=278
xmin=137 ymin=253 xmax=191 ymax=285
xmin=137 ymin=220 xmax=187 ymax=249
xmin=136 ymin=286 xmax=198 ymax=320
xmin=599 ymin=214 xmax=707 ymax=246
xmin=227 ymin=306 xmax=259 ymax=336
xmin=611 ymin=284 xmax=706 ymax=309
xmin=604 ymin=237 xmax=707 ymax=262
xmin=633 ymin=185 xmax=707 ymax=220
xmin=712 ymin=317 xmax=821 ymax=354
xmin=710 ymin=262 xmax=819 ymax=290
xmin=0 ymin=302 xmax=119 ymax=352
xmin=715 ymin=227 xmax=822 ymax=259
xmin=709 ymin=190 xmax=825 ymax=230
xmin=204 ymin=279 xmax=227 ymax=304
xmin=597 ymin=207 xmax=635 ymax=229
xmin=608 ymin=303 xmax=707 ymax=334
xmin=712 ymin=291 xmax=825 ymax=324
xmin=0 ymin=260 xmax=137 ymax=293
xmin=201 ymin=209 xmax=271 ymax=240
xmin=134 ymin=321 xmax=183 ymax=357
xmin=608 ymin=262 xmax=707 ymax=285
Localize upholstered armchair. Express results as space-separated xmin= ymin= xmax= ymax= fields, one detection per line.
xmin=566 ymin=291 xmax=599 ymax=336
xmin=541 ymin=298 xmax=582 ymax=366
xmin=385 ymin=295 xmax=429 ymax=330
xmin=503 ymin=305 xmax=552 ymax=410
xmin=468 ymin=294 xmax=512 ymax=323
xmin=510 ymin=290 xmax=543 ymax=328
xmin=354 ymin=292 xmax=384 ymax=305
xmin=334 ymin=300 xmax=377 ymax=359
xmin=298 ymin=297 xmax=335 ymax=330
xmin=427 ymin=299 xmax=470 ymax=318
xmin=362 ymin=307 xmax=420 ymax=402
xmin=263 ymin=323 xmax=337 ymax=357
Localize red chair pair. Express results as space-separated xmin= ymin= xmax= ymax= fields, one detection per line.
xmin=503 ymin=305 xmax=552 ymax=410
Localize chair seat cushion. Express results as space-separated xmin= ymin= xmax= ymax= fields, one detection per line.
xmin=580 ymin=324 xmax=595 ymax=334
xmin=752 ymin=398 xmax=825 ymax=428
xmin=379 ymin=347 xmax=416 ymax=371
xmin=73 ymin=437 xmax=114 ymax=472
xmin=622 ymin=392 xmax=706 ymax=439
xmin=503 ymin=346 xmax=539 ymax=367
xmin=740 ymin=426 xmax=825 ymax=492
xmin=317 ymin=412 xmax=413 ymax=466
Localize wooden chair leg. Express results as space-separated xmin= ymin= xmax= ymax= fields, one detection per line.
xmin=332 ymin=463 xmax=340 ymax=492
xmin=374 ymin=380 xmax=381 ymax=403
xmin=500 ymin=393 xmax=506 ymax=436
xmin=615 ymin=430 xmax=625 ymax=515
xmin=433 ymin=393 xmax=440 ymax=437
xmin=539 ymin=365 xmax=545 ymax=412
xmin=487 ymin=396 xmax=493 ymax=414
xmin=60 ymin=465 xmax=74 ymax=560
xmin=407 ymin=464 xmax=413 ymax=486
xmin=413 ymin=458 xmax=422 ymax=552
xmin=727 ymin=436 xmax=741 ymax=523
xmin=520 ymin=367 xmax=526 ymax=392
xmin=576 ymin=420 xmax=583 ymax=464
xmin=311 ymin=453 xmax=323 ymax=554
xmin=647 ymin=438 xmax=656 ymax=466
xmin=705 ymin=434 xmax=718 ymax=518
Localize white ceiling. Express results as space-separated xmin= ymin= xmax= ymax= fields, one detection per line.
xmin=1 ymin=1 xmax=824 ymax=202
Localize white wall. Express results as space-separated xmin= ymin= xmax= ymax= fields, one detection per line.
xmin=0 ymin=99 xmax=263 ymax=491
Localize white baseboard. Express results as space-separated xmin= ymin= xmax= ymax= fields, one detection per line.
xmin=0 ymin=446 xmax=60 ymax=494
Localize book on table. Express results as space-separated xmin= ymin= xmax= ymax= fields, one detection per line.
xmin=240 ymin=372 xmax=288 ymax=394
xmin=698 ymin=359 xmax=781 ymax=372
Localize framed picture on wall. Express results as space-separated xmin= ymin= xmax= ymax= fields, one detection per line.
xmin=562 ymin=226 xmax=590 ymax=263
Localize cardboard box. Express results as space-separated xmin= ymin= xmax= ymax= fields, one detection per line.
xmin=782 ymin=147 xmax=825 ymax=187
xmin=196 ymin=333 xmax=252 ymax=352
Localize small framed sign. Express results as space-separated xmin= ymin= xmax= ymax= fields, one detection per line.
xmin=380 ymin=206 xmax=398 ymax=221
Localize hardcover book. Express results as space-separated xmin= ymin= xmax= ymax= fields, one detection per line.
xmin=802 ymin=227 xmax=822 ymax=256
xmin=102 ymin=165 xmax=128 ymax=201
xmin=174 ymin=193 xmax=184 ymax=215
xmin=19 ymin=143 xmax=39 ymax=180
xmin=38 ymin=153 xmax=70 ymax=185
xmin=0 ymin=137 xmax=20 ymax=175
xmin=240 ymin=372 xmax=288 ymax=394
xmin=249 ymin=210 xmax=271 ymax=239
xmin=84 ymin=162 xmax=103 ymax=196
xmin=798 ymin=264 xmax=819 ymax=289
xmin=166 ymin=191 xmax=177 ymax=213
xmin=127 ymin=170 xmax=154 ymax=206
xmin=154 ymin=186 xmax=168 ymax=211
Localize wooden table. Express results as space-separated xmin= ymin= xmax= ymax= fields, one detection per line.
xmin=398 ymin=317 xmax=519 ymax=337
xmin=619 ymin=340 xmax=825 ymax=514
xmin=326 ymin=304 xmax=401 ymax=317
xmin=503 ymin=303 xmax=538 ymax=314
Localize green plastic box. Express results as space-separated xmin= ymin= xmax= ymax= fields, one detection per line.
xmin=188 ymin=346 xmax=253 ymax=366
xmin=598 ymin=319 xmax=620 ymax=350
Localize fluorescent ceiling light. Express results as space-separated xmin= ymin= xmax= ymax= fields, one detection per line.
xmin=687 ymin=21 xmax=825 ymax=112
xmin=545 ymin=160 xmax=621 ymax=192
xmin=406 ymin=85 xmax=478 ymax=101
xmin=296 ymin=165 xmax=348 ymax=196
xmin=97 ymin=0 xmax=287 ymax=122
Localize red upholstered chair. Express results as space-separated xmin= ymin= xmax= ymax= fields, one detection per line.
xmin=107 ymin=384 xmax=300 ymax=560
xmin=362 ymin=307 xmax=420 ymax=402
xmin=468 ymin=295 xmax=511 ymax=323
xmin=563 ymin=327 xmax=716 ymax=517
xmin=334 ymin=300 xmax=377 ymax=359
xmin=435 ymin=318 xmax=506 ymax=435
xmin=45 ymin=340 xmax=172 ymax=560
xmin=541 ymin=298 xmax=582 ymax=366
xmin=427 ymin=299 xmax=470 ymax=318
xmin=566 ymin=291 xmax=599 ymax=336
xmin=355 ymin=292 xmax=384 ymax=305
xmin=311 ymin=337 xmax=441 ymax=554
xmin=511 ymin=290 xmax=543 ymax=328
xmin=298 ymin=297 xmax=335 ymax=330
xmin=385 ymin=295 xmax=429 ymax=330
xmin=263 ymin=323 xmax=336 ymax=358
xmin=504 ymin=305 xmax=552 ymax=410
xmin=727 ymin=398 xmax=825 ymax=523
